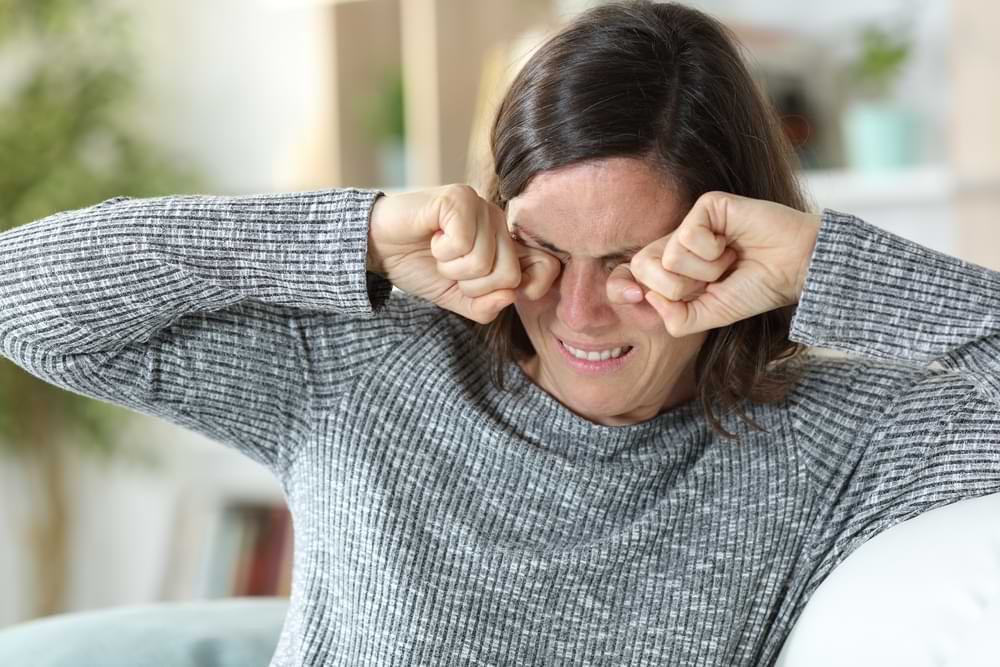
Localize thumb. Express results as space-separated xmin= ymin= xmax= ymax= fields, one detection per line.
xmin=606 ymin=264 xmax=645 ymax=305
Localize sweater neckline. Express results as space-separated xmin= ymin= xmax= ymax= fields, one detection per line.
xmin=501 ymin=357 xmax=709 ymax=461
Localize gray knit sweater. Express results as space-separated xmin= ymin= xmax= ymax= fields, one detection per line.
xmin=1 ymin=187 xmax=998 ymax=666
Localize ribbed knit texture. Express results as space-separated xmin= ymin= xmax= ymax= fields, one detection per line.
xmin=1 ymin=188 xmax=998 ymax=666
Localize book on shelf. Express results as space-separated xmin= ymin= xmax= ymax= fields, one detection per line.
xmin=202 ymin=501 xmax=293 ymax=598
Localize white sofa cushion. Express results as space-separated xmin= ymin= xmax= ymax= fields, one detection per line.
xmin=0 ymin=597 xmax=288 ymax=667
xmin=777 ymin=491 xmax=1000 ymax=666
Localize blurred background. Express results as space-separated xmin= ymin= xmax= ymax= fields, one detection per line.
xmin=1 ymin=0 xmax=998 ymax=629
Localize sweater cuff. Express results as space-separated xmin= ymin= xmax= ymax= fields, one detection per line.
xmin=314 ymin=187 xmax=392 ymax=314
xmin=789 ymin=208 xmax=1000 ymax=364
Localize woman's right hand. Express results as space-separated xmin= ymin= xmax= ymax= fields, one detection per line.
xmin=367 ymin=184 xmax=560 ymax=324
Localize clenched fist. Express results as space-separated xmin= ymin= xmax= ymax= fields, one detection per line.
xmin=609 ymin=191 xmax=821 ymax=337
xmin=367 ymin=184 xmax=561 ymax=324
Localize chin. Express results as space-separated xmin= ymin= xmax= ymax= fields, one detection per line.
xmin=558 ymin=384 xmax=629 ymax=420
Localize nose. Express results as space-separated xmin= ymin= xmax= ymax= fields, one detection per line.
xmin=554 ymin=261 xmax=617 ymax=332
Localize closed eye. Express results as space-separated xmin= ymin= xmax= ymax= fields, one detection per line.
xmin=513 ymin=235 xmax=631 ymax=272
xmin=554 ymin=256 xmax=630 ymax=272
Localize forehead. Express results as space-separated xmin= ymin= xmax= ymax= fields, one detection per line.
xmin=506 ymin=158 xmax=684 ymax=245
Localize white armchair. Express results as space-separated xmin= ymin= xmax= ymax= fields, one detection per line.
xmin=777 ymin=491 xmax=1000 ymax=666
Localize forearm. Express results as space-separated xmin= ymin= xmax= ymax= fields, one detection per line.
xmin=0 ymin=187 xmax=388 ymax=356
xmin=789 ymin=209 xmax=1000 ymax=401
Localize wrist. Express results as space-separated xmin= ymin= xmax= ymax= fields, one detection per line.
xmin=367 ymin=194 xmax=387 ymax=275
xmin=789 ymin=212 xmax=822 ymax=304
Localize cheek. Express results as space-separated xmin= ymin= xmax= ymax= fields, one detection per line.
xmin=515 ymin=292 xmax=670 ymax=334
xmin=513 ymin=289 xmax=557 ymax=319
xmin=629 ymin=308 xmax=709 ymax=355
xmin=512 ymin=296 xmax=547 ymax=332
xmin=629 ymin=304 xmax=667 ymax=331
xmin=617 ymin=302 xmax=675 ymax=341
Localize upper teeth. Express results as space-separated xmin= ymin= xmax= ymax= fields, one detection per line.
xmin=562 ymin=341 xmax=630 ymax=361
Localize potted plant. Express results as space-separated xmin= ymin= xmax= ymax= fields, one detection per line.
xmin=0 ymin=0 xmax=204 ymax=619
xmin=358 ymin=64 xmax=407 ymax=188
xmin=841 ymin=21 xmax=919 ymax=171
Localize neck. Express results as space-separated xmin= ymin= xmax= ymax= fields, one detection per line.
xmin=517 ymin=354 xmax=699 ymax=426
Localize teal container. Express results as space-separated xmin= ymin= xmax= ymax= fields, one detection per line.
xmin=842 ymin=103 xmax=919 ymax=171
xmin=376 ymin=138 xmax=408 ymax=189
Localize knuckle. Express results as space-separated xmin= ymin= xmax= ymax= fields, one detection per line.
xmin=499 ymin=266 xmax=521 ymax=289
xmin=630 ymin=254 xmax=655 ymax=281
xmin=661 ymin=245 xmax=682 ymax=268
xmin=449 ymin=224 xmax=475 ymax=255
xmin=467 ymin=252 xmax=493 ymax=276
xmin=444 ymin=183 xmax=477 ymax=201
xmin=698 ymin=190 xmax=725 ymax=207
xmin=677 ymin=225 xmax=700 ymax=249
xmin=664 ymin=276 xmax=685 ymax=300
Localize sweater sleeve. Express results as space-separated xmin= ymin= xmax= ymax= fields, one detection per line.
xmin=787 ymin=209 xmax=1000 ymax=590
xmin=0 ymin=187 xmax=418 ymax=474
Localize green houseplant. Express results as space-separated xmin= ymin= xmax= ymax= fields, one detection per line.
xmin=841 ymin=21 xmax=918 ymax=170
xmin=0 ymin=0 xmax=204 ymax=618
xmin=357 ymin=63 xmax=407 ymax=188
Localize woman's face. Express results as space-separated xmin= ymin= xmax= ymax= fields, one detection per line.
xmin=506 ymin=157 xmax=708 ymax=426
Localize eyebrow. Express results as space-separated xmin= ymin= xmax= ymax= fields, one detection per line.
xmin=510 ymin=222 xmax=645 ymax=262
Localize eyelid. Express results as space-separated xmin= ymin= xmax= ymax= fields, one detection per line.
xmin=554 ymin=257 xmax=628 ymax=270
xmin=515 ymin=237 xmax=631 ymax=267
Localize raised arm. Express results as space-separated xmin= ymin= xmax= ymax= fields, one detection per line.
xmin=0 ymin=187 xmax=414 ymax=473
xmin=790 ymin=209 xmax=1000 ymax=403
xmin=787 ymin=210 xmax=1000 ymax=594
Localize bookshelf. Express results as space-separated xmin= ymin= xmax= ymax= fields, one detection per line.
xmin=147 ymin=418 xmax=293 ymax=601
xmin=199 ymin=503 xmax=292 ymax=599
xmin=270 ymin=0 xmax=998 ymax=269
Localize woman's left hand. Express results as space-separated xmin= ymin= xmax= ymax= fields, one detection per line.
xmin=607 ymin=191 xmax=822 ymax=337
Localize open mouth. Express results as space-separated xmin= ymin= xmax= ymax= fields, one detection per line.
xmin=560 ymin=340 xmax=633 ymax=361
xmin=556 ymin=337 xmax=636 ymax=373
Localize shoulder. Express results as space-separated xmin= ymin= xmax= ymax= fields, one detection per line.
xmin=378 ymin=288 xmax=484 ymax=353
xmin=301 ymin=287 xmax=489 ymax=407
xmin=785 ymin=350 xmax=974 ymax=427
xmin=782 ymin=351 xmax=976 ymax=490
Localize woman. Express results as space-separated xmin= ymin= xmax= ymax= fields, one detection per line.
xmin=1 ymin=1 xmax=997 ymax=665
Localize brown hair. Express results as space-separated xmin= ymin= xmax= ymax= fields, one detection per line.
xmin=474 ymin=0 xmax=810 ymax=439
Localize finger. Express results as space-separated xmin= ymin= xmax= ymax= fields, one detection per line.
xmin=606 ymin=264 xmax=645 ymax=305
xmin=644 ymin=290 xmax=688 ymax=337
xmin=435 ymin=200 xmax=497 ymax=281
xmin=429 ymin=194 xmax=479 ymax=262
xmin=456 ymin=224 xmax=521 ymax=298
xmin=675 ymin=208 xmax=729 ymax=260
xmin=438 ymin=281 xmax=514 ymax=325
xmin=630 ymin=252 xmax=706 ymax=302
xmin=467 ymin=288 xmax=516 ymax=324
xmin=645 ymin=288 xmax=727 ymax=337
xmin=660 ymin=239 xmax=737 ymax=283
xmin=514 ymin=241 xmax=561 ymax=301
